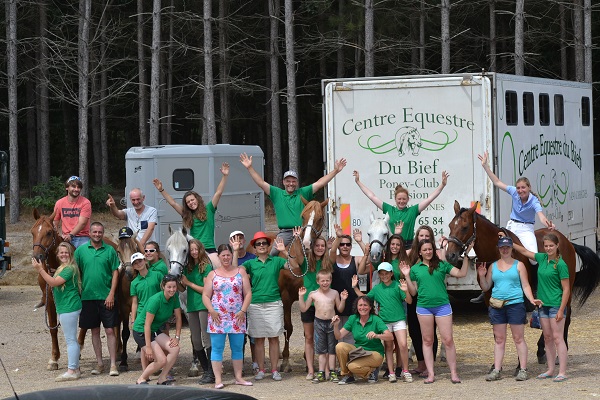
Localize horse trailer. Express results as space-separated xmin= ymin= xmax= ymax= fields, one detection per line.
xmin=125 ymin=145 xmax=265 ymax=250
xmin=322 ymin=73 xmax=595 ymax=291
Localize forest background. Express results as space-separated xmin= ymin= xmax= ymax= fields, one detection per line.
xmin=0 ymin=0 xmax=599 ymax=223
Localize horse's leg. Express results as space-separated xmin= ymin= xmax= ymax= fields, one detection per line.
xmin=120 ymin=316 xmax=130 ymax=371
xmin=280 ymin=298 xmax=294 ymax=373
xmin=78 ymin=328 xmax=87 ymax=352
xmin=47 ymin=295 xmax=60 ymax=370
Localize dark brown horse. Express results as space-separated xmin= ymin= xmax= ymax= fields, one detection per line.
xmin=446 ymin=200 xmax=600 ymax=363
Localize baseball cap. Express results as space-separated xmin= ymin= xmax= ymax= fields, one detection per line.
xmin=230 ymin=230 xmax=245 ymax=239
xmin=283 ymin=170 xmax=299 ymax=180
xmin=130 ymin=252 xmax=145 ymax=264
xmin=377 ymin=262 xmax=393 ymax=272
xmin=497 ymin=236 xmax=513 ymax=247
xmin=119 ymin=227 xmax=134 ymax=239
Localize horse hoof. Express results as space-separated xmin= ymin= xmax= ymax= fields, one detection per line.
xmin=537 ymin=354 xmax=547 ymax=364
xmin=119 ymin=365 xmax=128 ymax=372
xmin=47 ymin=361 xmax=59 ymax=371
xmin=188 ymin=368 xmax=199 ymax=377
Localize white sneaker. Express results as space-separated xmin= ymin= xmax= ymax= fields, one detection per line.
xmin=272 ymin=371 xmax=282 ymax=381
xmin=254 ymin=370 xmax=265 ymax=380
xmin=388 ymin=373 xmax=397 ymax=383
xmin=402 ymin=371 xmax=413 ymax=383
xmin=55 ymin=371 xmax=80 ymax=382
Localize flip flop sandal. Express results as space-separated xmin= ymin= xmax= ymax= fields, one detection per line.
xmin=423 ymin=379 xmax=435 ymax=384
xmin=536 ymin=373 xmax=553 ymax=379
xmin=553 ymin=375 xmax=567 ymax=382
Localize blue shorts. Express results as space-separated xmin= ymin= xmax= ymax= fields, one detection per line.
xmin=416 ymin=303 xmax=452 ymax=317
xmin=489 ymin=302 xmax=527 ymax=325
xmin=538 ymin=306 xmax=567 ymax=319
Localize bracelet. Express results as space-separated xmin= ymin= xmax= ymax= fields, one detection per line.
xmin=174 ymin=335 xmax=180 ymax=340
xmin=159 ymin=189 xmax=164 ymax=192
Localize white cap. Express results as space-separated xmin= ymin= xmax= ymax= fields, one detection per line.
xmin=130 ymin=252 xmax=145 ymax=264
xmin=283 ymin=170 xmax=299 ymax=180
xmin=229 ymin=230 xmax=245 ymax=239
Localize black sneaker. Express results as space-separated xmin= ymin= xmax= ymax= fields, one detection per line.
xmin=368 ymin=369 xmax=379 ymax=383
xmin=338 ymin=375 xmax=356 ymax=385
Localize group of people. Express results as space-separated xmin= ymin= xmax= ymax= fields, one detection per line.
xmin=34 ymin=149 xmax=570 ymax=387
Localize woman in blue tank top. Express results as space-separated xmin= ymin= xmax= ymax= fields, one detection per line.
xmin=476 ymin=236 xmax=541 ymax=382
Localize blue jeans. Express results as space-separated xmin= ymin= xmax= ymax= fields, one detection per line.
xmin=71 ymin=236 xmax=90 ymax=249
xmin=59 ymin=309 xmax=81 ymax=370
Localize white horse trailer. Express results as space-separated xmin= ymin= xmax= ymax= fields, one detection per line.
xmin=125 ymin=145 xmax=265 ymax=250
xmin=323 ymin=73 xmax=595 ymax=291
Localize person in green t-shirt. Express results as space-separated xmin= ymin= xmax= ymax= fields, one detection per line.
xmin=180 ymin=238 xmax=214 ymax=384
xmin=153 ymin=162 xmax=230 ymax=268
xmin=401 ymin=239 xmax=472 ymax=384
xmin=509 ymin=233 xmax=570 ymax=382
xmin=332 ymin=296 xmax=393 ymax=384
xmin=240 ymin=152 xmax=347 ymax=255
xmin=132 ymin=274 xmax=182 ymax=385
xmin=353 ymin=170 xmax=449 ymax=248
xmin=33 ymin=242 xmax=82 ymax=382
xmin=144 ymin=241 xmax=168 ymax=277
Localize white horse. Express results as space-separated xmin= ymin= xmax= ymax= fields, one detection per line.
xmin=367 ymin=213 xmax=391 ymax=264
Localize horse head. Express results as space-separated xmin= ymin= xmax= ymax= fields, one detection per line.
xmin=166 ymin=226 xmax=189 ymax=277
xmin=116 ymin=235 xmax=142 ymax=281
xmin=31 ymin=209 xmax=60 ymax=271
xmin=367 ymin=213 xmax=390 ymax=264
xmin=446 ymin=200 xmax=479 ymax=266
xmin=300 ymin=197 xmax=328 ymax=249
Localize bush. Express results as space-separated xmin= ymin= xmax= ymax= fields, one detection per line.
xmin=89 ymin=184 xmax=114 ymax=210
xmin=21 ymin=176 xmax=65 ymax=213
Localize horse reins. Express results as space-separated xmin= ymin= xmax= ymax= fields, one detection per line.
xmin=285 ymin=221 xmax=325 ymax=278
xmin=32 ymin=225 xmax=60 ymax=330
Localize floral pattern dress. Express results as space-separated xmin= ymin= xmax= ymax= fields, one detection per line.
xmin=207 ymin=268 xmax=246 ymax=333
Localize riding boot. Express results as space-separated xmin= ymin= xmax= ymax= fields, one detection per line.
xmin=198 ymin=349 xmax=215 ymax=384
xmin=188 ymin=349 xmax=200 ymax=377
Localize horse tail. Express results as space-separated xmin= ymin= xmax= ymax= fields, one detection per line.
xmin=572 ymin=243 xmax=600 ymax=307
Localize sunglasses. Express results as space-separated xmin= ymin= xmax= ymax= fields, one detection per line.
xmin=67 ymin=175 xmax=82 ymax=182
xmin=339 ymin=242 xmax=352 ymax=247
xmin=254 ymin=241 xmax=269 ymax=247
xmin=144 ymin=249 xmax=157 ymax=253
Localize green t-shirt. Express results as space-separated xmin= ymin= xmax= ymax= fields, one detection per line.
xmin=149 ymin=259 xmax=168 ymax=277
xmin=133 ymin=291 xmax=181 ymax=333
xmin=130 ymin=269 xmax=163 ymax=318
xmin=184 ymin=264 xmax=213 ymax=312
xmin=301 ymin=259 xmax=323 ymax=301
xmin=535 ymin=253 xmax=569 ymax=307
xmin=53 ymin=265 xmax=82 ymax=314
xmin=189 ymin=201 xmax=216 ymax=250
xmin=243 ymin=256 xmax=286 ymax=303
xmin=374 ymin=258 xmax=402 ymax=282
xmin=409 ymin=261 xmax=454 ymax=308
xmin=75 ymin=241 xmax=120 ymax=301
xmin=367 ymin=281 xmax=407 ymax=323
xmin=382 ymin=203 xmax=420 ymax=242
xmin=343 ymin=314 xmax=388 ymax=356
xmin=269 ymin=185 xmax=314 ymax=229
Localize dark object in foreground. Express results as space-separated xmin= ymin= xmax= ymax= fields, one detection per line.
xmin=2 ymin=385 xmax=258 ymax=400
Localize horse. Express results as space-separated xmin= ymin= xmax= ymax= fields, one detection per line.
xmin=446 ymin=200 xmax=600 ymax=364
xmin=165 ymin=226 xmax=187 ymax=279
xmin=367 ymin=213 xmax=391 ymax=264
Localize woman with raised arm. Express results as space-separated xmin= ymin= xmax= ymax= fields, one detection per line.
xmin=400 ymin=239 xmax=473 ymax=384
xmin=153 ymin=162 xmax=230 ymax=268
xmin=505 ymin=232 xmax=569 ymax=382
xmin=354 ymin=170 xmax=449 ymax=249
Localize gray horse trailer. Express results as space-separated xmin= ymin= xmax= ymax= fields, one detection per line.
xmin=125 ymin=145 xmax=265 ymax=250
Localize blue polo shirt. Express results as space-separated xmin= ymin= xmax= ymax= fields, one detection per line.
xmin=507 ymin=186 xmax=542 ymax=223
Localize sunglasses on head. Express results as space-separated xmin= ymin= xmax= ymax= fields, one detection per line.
xmin=339 ymin=242 xmax=352 ymax=247
xmin=254 ymin=241 xmax=269 ymax=247
xmin=67 ymin=176 xmax=82 ymax=182
xmin=144 ymin=249 xmax=157 ymax=253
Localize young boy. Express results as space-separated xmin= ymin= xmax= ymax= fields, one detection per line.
xmin=352 ymin=262 xmax=413 ymax=383
xmin=299 ymin=270 xmax=348 ymax=383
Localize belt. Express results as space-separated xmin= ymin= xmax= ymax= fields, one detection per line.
xmin=510 ymin=219 xmax=534 ymax=225
xmin=279 ymin=228 xmax=294 ymax=231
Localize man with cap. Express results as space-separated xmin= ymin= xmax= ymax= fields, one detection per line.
xmin=230 ymin=230 xmax=256 ymax=264
xmin=107 ymin=188 xmax=157 ymax=249
xmin=239 ymin=153 xmax=347 ymax=255
xmin=53 ymin=176 xmax=92 ymax=248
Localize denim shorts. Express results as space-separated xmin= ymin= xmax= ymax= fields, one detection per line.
xmin=489 ymin=302 xmax=527 ymax=325
xmin=538 ymin=305 xmax=568 ymax=319
xmin=416 ymin=303 xmax=452 ymax=317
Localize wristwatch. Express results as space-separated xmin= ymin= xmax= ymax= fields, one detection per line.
xmin=175 ymin=335 xmax=180 ymax=340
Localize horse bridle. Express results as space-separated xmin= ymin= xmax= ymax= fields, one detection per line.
xmin=285 ymin=221 xmax=324 ymax=278
xmin=447 ymin=210 xmax=477 ymax=254
xmin=32 ymin=222 xmax=60 ymax=330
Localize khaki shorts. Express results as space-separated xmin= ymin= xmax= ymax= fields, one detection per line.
xmin=247 ymin=300 xmax=284 ymax=338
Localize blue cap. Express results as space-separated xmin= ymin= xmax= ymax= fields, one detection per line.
xmin=377 ymin=262 xmax=393 ymax=272
xmin=498 ymin=236 xmax=513 ymax=247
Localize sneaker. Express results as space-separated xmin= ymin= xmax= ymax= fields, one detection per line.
xmin=312 ymin=371 xmax=326 ymax=384
xmin=338 ymin=375 xmax=356 ymax=385
xmin=305 ymin=373 xmax=314 ymax=380
xmin=91 ymin=364 xmax=105 ymax=375
xmin=470 ymin=292 xmax=485 ymax=304
xmin=55 ymin=371 xmax=80 ymax=382
xmin=254 ymin=370 xmax=265 ymax=380
xmin=272 ymin=371 xmax=282 ymax=381
xmin=485 ymin=368 xmax=502 ymax=381
xmin=388 ymin=373 xmax=397 ymax=383
xmin=329 ymin=371 xmax=340 ymax=382
xmin=402 ymin=371 xmax=413 ymax=383
xmin=367 ymin=369 xmax=379 ymax=383
xmin=252 ymin=362 xmax=260 ymax=375
xmin=109 ymin=366 xmax=120 ymax=376
xmin=515 ymin=368 xmax=528 ymax=381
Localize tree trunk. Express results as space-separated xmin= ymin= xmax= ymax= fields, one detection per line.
xmin=284 ymin=0 xmax=298 ymax=170
xmin=573 ymin=0 xmax=584 ymax=82
xmin=26 ymin=71 xmax=37 ymax=192
xmin=165 ymin=0 xmax=174 ymax=144
xmin=364 ymin=0 xmax=374 ymax=77
xmin=336 ymin=0 xmax=345 ymax=78
xmin=218 ymin=0 xmax=230 ymax=143
xmin=440 ymin=0 xmax=450 ymax=73
xmin=149 ymin=0 xmax=161 ymax=146
xmin=203 ymin=0 xmax=217 ymax=144
xmin=489 ymin=0 xmax=496 ymax=72
xmin=514 ymin=0 xmax=524 ymax=75
xmin=91 ymin=71 xmax=101 ymax=184
xmin=78 ymin=0 xmax=91 ymax=197
xmin=100 ymin=14 xmax=108 ymax=185
xmin=269 ymin=0 xmax=282 ymax=185
xmin=583 ymin=0 xmax=591 ymax=83
xmin=560 ymin=3 xmax=568 ymax=79
xmin=6 ymin=0 xmax=18 ymax=223
xmin=38 ymin=0 xmax=50 ymax=183
xmin=138 ymin=0 xmax=148 ymax=146
xmin=420 ymin=0 xmax=425 ymax=70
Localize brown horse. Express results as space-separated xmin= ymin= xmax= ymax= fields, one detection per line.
xmin=446 ymin=200 xmax=600 ymax=363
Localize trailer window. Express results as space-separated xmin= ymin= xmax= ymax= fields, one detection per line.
xmin=505 ymin=91 xmax=518 ymax=125
xmin=554 ymin=94 xmax=564 ymax=126
xmin=539 ymin=94 xmax=550 ymax=126
xmin=523 ymin=92 xmax=534 ymax=126
xmin=582 ymin=96 xmax=590 ymax=126
xmin=172 ymin=169 xmax=194 ymax=191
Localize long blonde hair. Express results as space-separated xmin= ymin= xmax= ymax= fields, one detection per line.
xmin=55 ymin=242 xmax=81 ymax=293
xmin=187 ymin=239 xmax=211 ymax=274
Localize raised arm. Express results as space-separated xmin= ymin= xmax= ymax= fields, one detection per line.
xmin=476 ymin=263 xmax=493 ymax=292
xmin=336 ymin=289 xmax=348 ymax=313
xmin=353 ymin=170 xmax=383 ymax=210
xmin=312 ymin=158 xmax=347 ymax=193
xmin=478 ymin=151 xmax=508 ymax=192
xmin=417 ymin=170 xmax=449 ymax=213
xmin=240 ymin=153 xmax=270 ymax=195
xmin=153 ymin=178 xmax=184 ymax=216
xmin=106 ymin=194 xmax=126 ymax=220
xmin=332 ymin=315 xmax=349 ymax=340
xmin=353 ymin=228 xmax=366 ymax=254
xmin=329 ymin=224 xmax=343 ymax=263
xmin=449 ymin=242 xmax=474 ymax=278
xmin=298 ymin=288 xmax=311 ymax=312
xmin=210 ymin=162 xmax=230 ymax=207
xmin=32 ymin=258 xmax=66 ymax=287
xmin=399 ymin=261 xmax=417 ymax=296
xmin=536 ymin=211 xmax=555 ymax=230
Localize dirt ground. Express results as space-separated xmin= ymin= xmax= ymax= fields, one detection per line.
xmin=2 ymin=213 xmax=600 ymax=399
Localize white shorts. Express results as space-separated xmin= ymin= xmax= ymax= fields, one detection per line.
xmin=386 ymin=320 xmax=407 ymax=332
xmin=247 ymin=300 xmax=284 ymax=338
xmin=506 ymin=220 xmax=538 ymax=263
